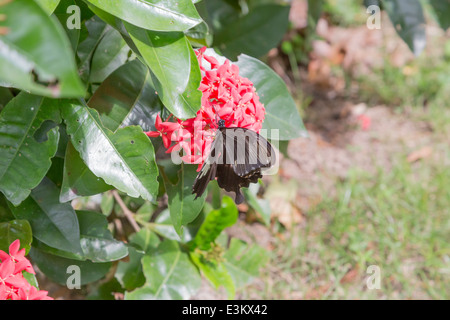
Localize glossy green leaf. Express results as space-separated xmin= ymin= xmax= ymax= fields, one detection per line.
xmin=29 ymin=210 xmax=128 ymax=262
xmin=125 ymin=240 xmax=201 ymax=300
xmin=53 ymin=0 xmax=81 ymax=52
xmin=213 ymin=4 xmax=290 ymax=60
xmin=29 ymin=246 xmax=111 ymax=285
xmin=125 ymin=24 xmax=202 ymax=119
xmin=0 ymin=219 xmax=32 ymax=254
xmin=0 ymin=93 xmax=61 ymax=206
xmin=61 ymin=100 xmax=159 ymax=201
xmin=77 ymin=210 xmax=128 ymax=262
xmin=384 ymin=0 xmax=426 ymax=56
xmin=60 ymin=141 xmax=112 ymax=202
xmin=35 ymin=0 xmax=61 ymax=15
xmin=88 ymin=59 xmax=163 ymax=132
xmin=77 ymin=16 xmax=109 ymax=82
xmin=0 ymin=0 xmax=84 ymax=97
xmin=85 ymin=0 xmax=203 ymax=32
xmin=191 ymin=196 xmax=238 ymax=251
xmin=8 ymin=178 xmax=82 ymax=254
xmin=223 ymin=238 xmax=269 ymax=289
xmin=89 ymin=28 xmax=130 ymax=83
xmin=429 ymin=0 xmax=450 ymax=30
xmin=235 ymin=53 xmax=307 ymax=140
xmin=162 ymin=163 xmax=206 ymax=236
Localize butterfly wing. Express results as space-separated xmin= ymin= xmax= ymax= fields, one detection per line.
xmin=192 ymin=131 xmax=224 ymax=200
xmin=221 ymin=127 xmax=275 ymax=177
xmin=192 ymin=127 xmax=275 ymax=204
xmin=192 ymin=161 xmax=217 ymax=200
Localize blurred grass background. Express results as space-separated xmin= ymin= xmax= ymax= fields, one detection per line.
xmin=240 ymin=0 xmax=450 ymax=300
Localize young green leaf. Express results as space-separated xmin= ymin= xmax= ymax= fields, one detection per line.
xmin=191 ymin=196 xmax=238 ymax=251
xmin=223 ymin=238 xmax=269 ymax=289
xmin=190 ymin=251 xmax=235 ymax=299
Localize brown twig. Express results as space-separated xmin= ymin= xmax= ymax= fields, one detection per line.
xmin=112 ymin=190 xmax=140 ymax=232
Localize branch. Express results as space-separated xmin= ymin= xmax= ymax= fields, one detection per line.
xmin=112 ymin=190 xmax=140 ymax=232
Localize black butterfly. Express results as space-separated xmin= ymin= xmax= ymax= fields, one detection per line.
xmin=192 ymin=119 xmax=276 ymax=204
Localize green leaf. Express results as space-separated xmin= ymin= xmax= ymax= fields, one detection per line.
xmin=0 ymin=0 xmax=84 ymax=97
xmin=125 ymin=240 xmax=201 ymax=300
xmin=29 ymin=246 xmax=111 ymax=285
xmin=85 ymin=0 xmax=203 ymax=32
xmin=384 ymin=0 xmax=426 ymax=56
xmin=61 ymin=100 xmax=159 ymax=201
xmin=235 ymin=53 xmax=307 ymax=140
xmin=115 ymin=229 xmax=160 ymax=291
xmin=89 ymin=28 xmax=130 ymax=83
xmin=213 ymin=4 xmax=290 ymax=60
xmin=8 ymin=178 xmax=82 ymax=254
xmin=77 ymin=210 xmax=128 ymax=262
xmin=0 ymin=93 xmax=61 ymax=206
xmin=149 ymin=207 xmax=205 ymax=242
xmin=29 ymin=210 xmax=128 ymax=262
xmin=191 ymin=196 xmax=238 ymax=251
xmin=223 ymin=238 xmax=269 ymax=289
xmin=0 ymin=219 xmax=32 ymax=254
xmin=77 ymin=16 xmax=109 ymax=83
xmin=53 ymin=0 xmax=81 ymax=52
xmin=100 ymin=191 xmax=114 ymax=216
xmin=0 ymin=87 xmax=13 ymax=112
xmin=162 ymin=163 xmax=206 ymax=236
xmin=0 ymin=194 xmax=14 ymax=222
xmin=242 ymin=183 xmax=271 ymax=226
xmin=429 ymin=0 xmax=450 ymax=30
xmin=88 ymin=59 xmax=163 ymax=132
xmin=125 ymin=24 xmax=202 ymax=119
xmin=34 ymin=0 xmax=60 ymax=15
xmin=60 ymin=141 xmax=112 ymax=202
xmin=190 ymin=251 xmax=235 ymax=299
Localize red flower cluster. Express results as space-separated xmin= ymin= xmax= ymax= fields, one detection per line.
xmin=146 ymin=47 xmax=266 ymax=170
xmin=0 ymin=240 xmax=53 ymax=300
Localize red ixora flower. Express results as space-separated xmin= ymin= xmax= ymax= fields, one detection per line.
xmin=145 ymin=47 xmax=266 ymax=170
xmin=0 ymin=239 xmax=53 ymax=300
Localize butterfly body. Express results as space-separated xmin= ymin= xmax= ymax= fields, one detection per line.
xmin=192 ymin=122 xmax=275 ymax=204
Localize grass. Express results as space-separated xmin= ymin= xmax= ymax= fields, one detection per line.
xmin=252 ymin=157 xmax=449 ymax=299
xmin=245 ymin=32 xmax=450 ymax=299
